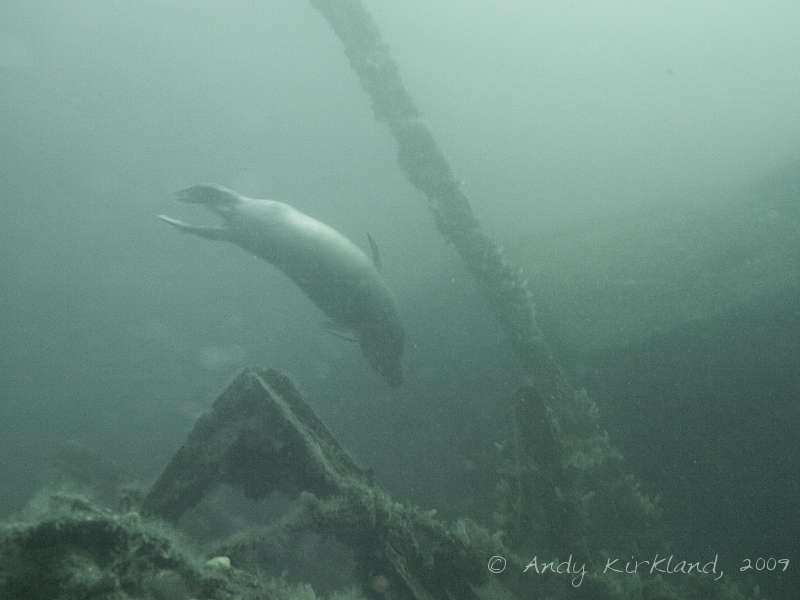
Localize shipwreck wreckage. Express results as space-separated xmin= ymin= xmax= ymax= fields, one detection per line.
xmin=0 ymin=2 xmax=770 ymax=599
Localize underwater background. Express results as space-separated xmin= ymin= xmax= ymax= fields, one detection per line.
xmin=1 ymin=1 xmax=798 ymax=598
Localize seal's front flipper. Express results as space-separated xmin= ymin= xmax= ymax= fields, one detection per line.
xmin=366 ymin=233 xmax=382 ymax=271
xmin=321 ymin=320 xmax=359 ymax=342
xmin=157 ymin=214 xmax=231 ymax=242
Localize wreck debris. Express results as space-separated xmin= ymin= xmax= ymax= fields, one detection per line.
xmin=0 ymin=491 xmax=298 ymax=600
xmin=3 ymin=370 xmax=763 ymax=599
xmin=142 ymin=368 xmax=503 ymax=600
xmin=136 ymin=368 xmax=759 ymax=600
xmin=502 ymin=386 xmax=575 ymax=553
xmin=142 ymin=368 xmax=372 ymax=521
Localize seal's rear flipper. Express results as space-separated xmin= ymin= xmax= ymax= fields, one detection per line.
xmin=176 ymin=184 xmax=241 ymax=208
xmin=157 ymin=214 xmax=231 ymax=242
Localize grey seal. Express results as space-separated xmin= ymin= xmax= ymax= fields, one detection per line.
xmin=159 ymin=184 xmax=404 ymax=386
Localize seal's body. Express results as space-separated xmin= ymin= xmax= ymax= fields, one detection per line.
xmin=159 ymin=184 xmax=404 ymax=386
